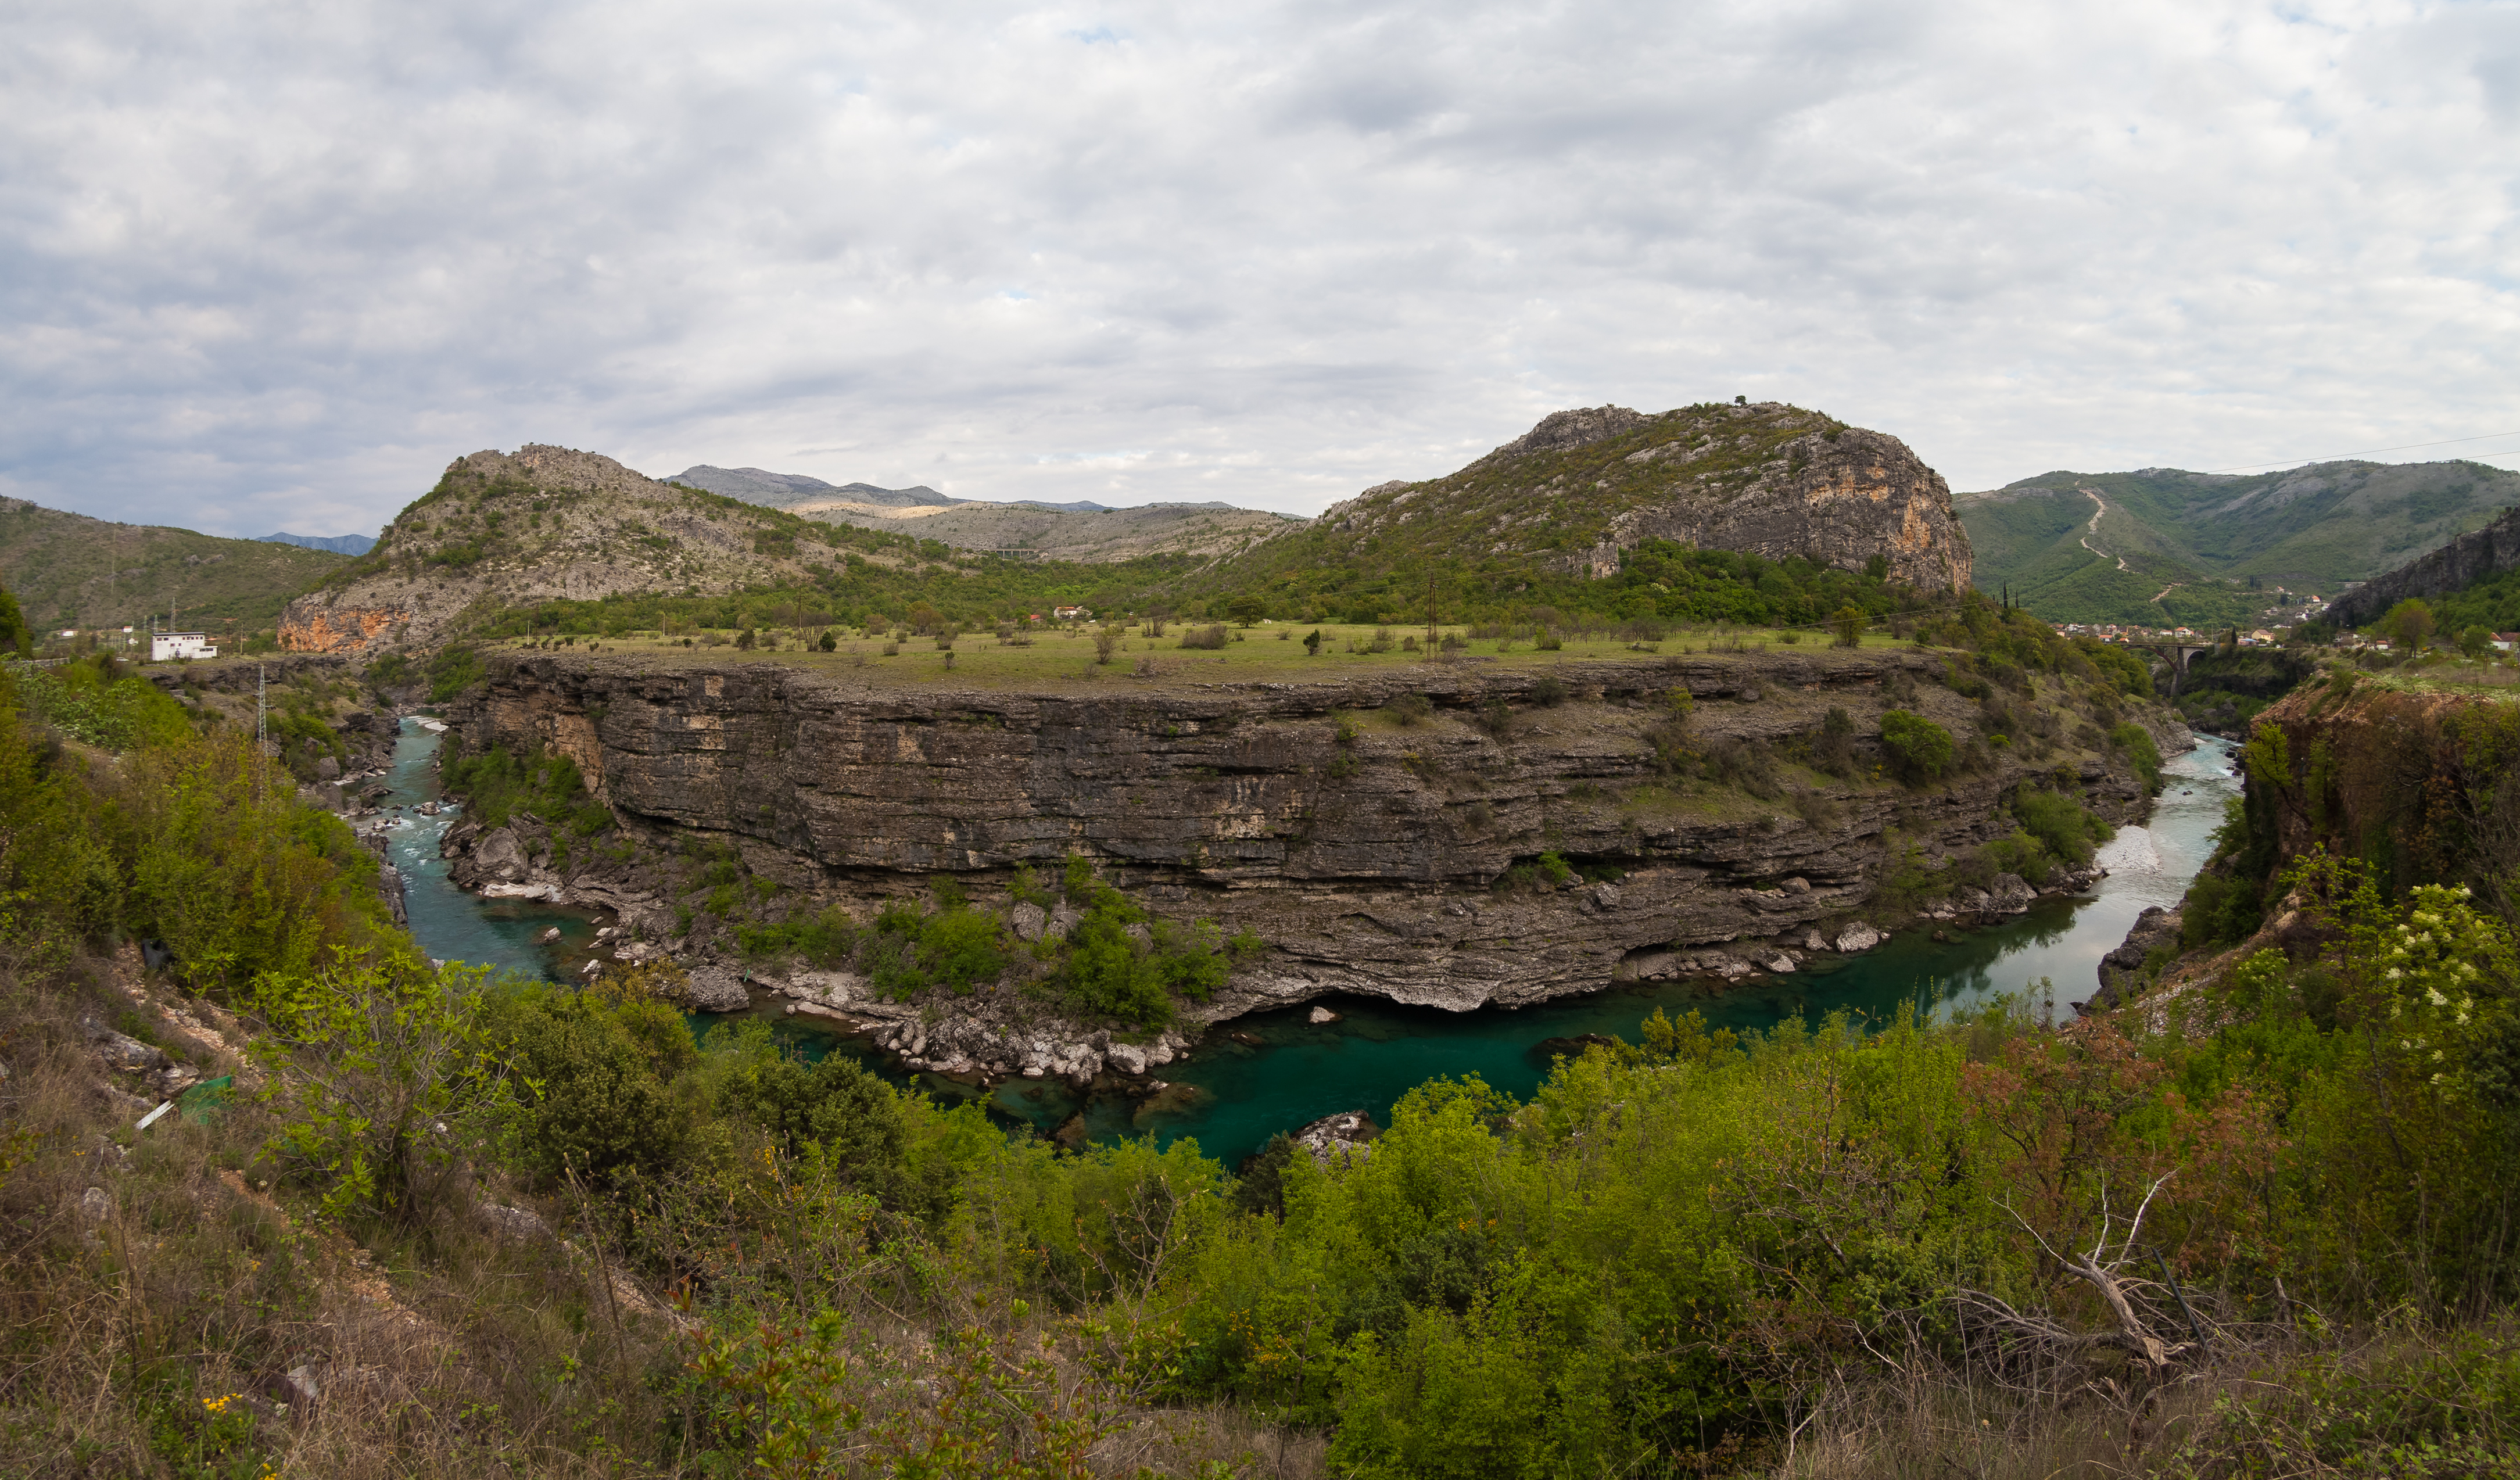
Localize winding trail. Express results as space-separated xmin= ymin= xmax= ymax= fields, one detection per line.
xmin=2080 ymin=489 xmax=2129 ymax=571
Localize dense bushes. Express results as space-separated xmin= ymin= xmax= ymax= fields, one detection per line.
xmin=723 ymin=856 xmax=1257 ymax=1028
xmin=2010 ymin=784 xmax=2114 ymax=865
xmin=12 ymin=657 xmax=191 ymax=751
xmin=442 ymin=744 xmax=614 ymax=835
xmin=2110 ymin=718 xmax=2165 ymax=789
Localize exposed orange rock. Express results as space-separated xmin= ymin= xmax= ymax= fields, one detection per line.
xmin=280 ymin=604 xmax=408 ymax=654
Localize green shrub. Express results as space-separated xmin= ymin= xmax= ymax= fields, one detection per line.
xmin=2108 ymin=720 xmax=2164 ymax=790
xmin=734 ymin=902 xmax=858 ymax=966
xmin=15 ymin=658 xmax=192 ymax=751
xmin=426 ymin=644 xmax=483 ymax=701
xmin=491 ymin=977 xmax=700 ymax=1184
xmin=1879 ymin=709 xmax=1954 ymax=783
xmin=442 ymin=746 xmax=614 ymax=834
xmin=2009 ymin=787 xmax=2113 ymax=866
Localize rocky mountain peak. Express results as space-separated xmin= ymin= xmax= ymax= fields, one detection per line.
xmin=1486 ymin=405 xmax=1654 ymax=462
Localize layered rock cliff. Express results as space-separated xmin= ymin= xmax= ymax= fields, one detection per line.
xmin=441 ymin=645 xmax=2174 ymax=1029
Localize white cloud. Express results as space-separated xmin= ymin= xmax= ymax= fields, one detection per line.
xmin=0 ymin=0 xmax=2514 ymax=536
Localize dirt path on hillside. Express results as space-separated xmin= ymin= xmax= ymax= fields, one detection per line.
xmin=2080 ymin=489 xmax=2128 ymax=571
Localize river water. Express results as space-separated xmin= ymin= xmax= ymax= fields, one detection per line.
xmin=376 ymin=718 xmax=604 ymax=979
xmin=384 ymin=716 xmax=2238 ymax=1169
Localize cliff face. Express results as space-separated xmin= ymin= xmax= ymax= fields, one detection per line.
xmin=2246 ymin=676 xmax=2520 ymax=893
xmin=1603 ymin=424 xmax=1970 ymax=592
xmin=443 ymin=647 xmax=2167 ymax=1022
xmin=2325 ymin=503 xmax=2520 ymax=628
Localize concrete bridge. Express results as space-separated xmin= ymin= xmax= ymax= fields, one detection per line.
xmin=2120 ymin=641 xmax=2218 ymax=696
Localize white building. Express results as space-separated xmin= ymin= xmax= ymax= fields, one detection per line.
xmin=151 ymin=631 xmax=217 ymax=661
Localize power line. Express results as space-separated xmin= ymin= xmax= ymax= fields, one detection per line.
xmin=2203 ymin=429 xmax=2520 ymax=475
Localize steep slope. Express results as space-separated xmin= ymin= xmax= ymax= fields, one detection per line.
xmin=1961 ymin=459 xmax=2520 ymax=624
xmin=278 ymin=445 xmax=909 ymax=653
xmin=1200 ymin=401 xmax=1971 ymax=611
xmin=0 ymin=499 xmax=347 ymax=633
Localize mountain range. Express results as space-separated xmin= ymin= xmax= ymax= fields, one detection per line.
xmin=666 ymin=466 xmax=960 ymax=510
xmin=258 ymin=531 xmax=377 ymax=556
xmin=1959 ymin=459 xmax=2520 ymax=626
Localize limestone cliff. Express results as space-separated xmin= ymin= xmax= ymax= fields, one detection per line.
xmin=442 ymin=646 xmax=2170 ymax=1026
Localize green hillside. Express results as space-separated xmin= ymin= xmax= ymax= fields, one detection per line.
xmin=1959 ymin=458 xmax=2520 ymax=626
xmin=1172 ymin=400 xmax=1966 ymax=626
xmin=0 ymin=498 xmax=347 ymax=635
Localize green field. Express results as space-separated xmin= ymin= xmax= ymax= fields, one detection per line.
xmin=478 ymin=618 xmax=1918 ymax=693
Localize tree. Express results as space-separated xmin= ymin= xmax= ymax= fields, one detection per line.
xmin=2383 ymin=597 xmax=2435 ymax=652
xmin=0 ymin=580 xmax=26 ymax=655
xmin=1879 ymin=709 xmax=1954 ymax=783
xmin=1829 ymin=605 xmax=1864 ymax=648
xmin=1304 ymin=629 xmax=1324 ymax=657
xmin=248 ymin=959 xmax=507 ymax=1223
xmin=1227 ymin=594 xmax=1267 ymax=627
xmin=2460 ymin=625 xmax=2491 ymax=660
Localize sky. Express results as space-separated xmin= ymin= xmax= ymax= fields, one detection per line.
xmin=2 ymin=0 xmax=2516 ymax=539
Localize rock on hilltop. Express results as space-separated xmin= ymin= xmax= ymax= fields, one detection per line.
xmin=277 ymin=445 xmax=857 ymax=654
xmin=1241 ymin=401 xmax=1971 ymax=593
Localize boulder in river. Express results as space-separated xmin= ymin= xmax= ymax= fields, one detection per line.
xmin=1308 ymin=1005 xmax=1341 ymax=1025
xmin=1532 ymin=1033 xmax=1618 ymax=1064
xmin=681 ymin=966 xmax=749 ymax=1013
xmin=1985 ymin=874 xmax=2037 ymax=914
xmin=1292 ymin=1109 xmax=1379 ymax=1166
xmin=1834 ymin=922 xmax=1882 ymax=953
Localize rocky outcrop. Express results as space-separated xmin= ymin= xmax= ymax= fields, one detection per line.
xmin=2091 ymin=905 xmax=2184 ymax=1011
xmin=2325 ymin=503 xmax=2520 ymax=628
xmin=1299 ymin=403 xmax=1974 ymax=597
xmin=441 ymin=647 xmax=2167 ymax=1025
xmin=1292 ymin=1110 xmax=1380 ymax=1166
xmin=278 ymin=443 xmax=859 ymax=655
xmin=278 ymin=604 xmax=410 ymax=655
xmin=776 ymin=968 xmax=1195 ymax=1083
xmin=1605 ymin=423 xmax=1971 ymax=593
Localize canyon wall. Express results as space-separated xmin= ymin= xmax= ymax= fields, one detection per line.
xmin=444 ymin=648 xmax=2177 ymax=1024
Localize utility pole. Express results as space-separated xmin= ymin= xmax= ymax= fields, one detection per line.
xmin=254 ymin=662 xmax=268 ymax=805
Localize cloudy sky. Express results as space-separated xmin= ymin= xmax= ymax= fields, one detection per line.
xmin=3 ymin=0 xmax=2515 ymax=537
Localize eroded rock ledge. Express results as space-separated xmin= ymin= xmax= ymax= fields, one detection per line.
xmin=439 ymin=648 xmax=2183 ymax=1035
